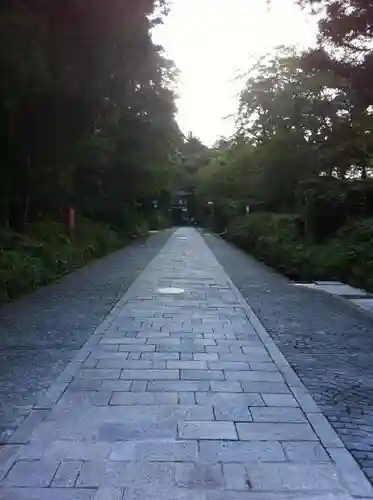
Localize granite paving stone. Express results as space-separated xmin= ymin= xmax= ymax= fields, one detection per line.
xmin=180 ymin=353 xmax=194 ymax=361
xmin=117 ymin=344 xmax=156 ymax=351
xmin=51 ymin=460 xmax=83 ymax=487
xmin=142 ymin=352 xmax=179 ymax=360
xmin=178 ymin=421 xmax=238 ymax=440
xmin=180 ymin=370 xmax=224 ymax=381
xmin=3 ymin=460 xmax=60 ymax=487
xmin=209 ymin=381 xmax=242 ymax=392
xmin=97 ymin=421 xmax=177 ymax=442
xmin=222 ymin=463 xmax=248 ymax=490
xmin=195 ymin=392 xmax=264 ymax=407
xmin=250 ymin=406 xmax=307 ymax=422
xmin=282 ymin=441 xmax=331 ymax=462
xmin=83 ymin=357 xmax=99 ymax=368
xmin=262 ymin=393 xmax=299 ymax=407
xmin=93 ymin=487 xmax=124 ymax=500
xmin=57 ymin=389 xmax=112 ymax=407
xmin=236 ymin=422 xmax=318 ymax=441
xmin=20 ymin=441 xmax=113 ymax=461
xmin=0 ymin=228 xmax=364 ymax=498
xmin=246 ymin=463 xmax=346 ymax=491
xmin=119 ymin=369 xmax=179 ymax=380
xmin=219 ymin=353 xmax=272 ymax=363
xmin=213 ymin=404 xmax=252 ymax=422
xmin=205 ymin=230 xmax=373 ymax=485
xmin=225 ymin=370 xmax=284 ymax=382
xmin=204 ymin=493 xmax=353 ymax=500
xmin=241 ymin=381 xmax=290 ymax=394
xmin=174 ymin=463 xmax=225 ymax=489
xmin=90 ymin=352 xmax=130 ymax=361
xmin=110 ymin=392 xmax=178 ymax=406
xmin=248 ymin=362 xmax=279 ymax=372
xmin=208 ymin=361 xmax=250 ymax=371
xmin=198 ymin=440 xmax=286 ymax=462
xmin=148 ymin=380 xmax=210 ymax=392
xmin=76 ymin=461 xmax=176 ymax=488
xmin=0 ymin=488 xmax=96 ymax=500
xmin=166 ymin=361 xmax=207 ymax=370
xmin=128 ymin=380 xmax=148 ymax=392
xmin=76 ymin=369 xmax=121 ymax=380
xmin=96 ymin=360 xmax=153 ymax=369
xmin=109 ymin=441 xmax=198 ymax=462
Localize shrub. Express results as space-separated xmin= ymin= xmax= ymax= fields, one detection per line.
xmin=226 ymin=213 xmax=373 ymax=292
xmin=0 ymin=250 xmax=46 ymax=301
xmin=0 ymin=218 xmax=127 ymax=304
xmin=297 ymin=179 xmax=373 ymax=243
xmin=147 ymin=211 xmax=170 ymax=231
xmin=297 ymin=179 xmax=346 ymax=243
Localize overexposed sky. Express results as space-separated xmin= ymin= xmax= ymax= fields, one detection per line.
xmin=153 ymin=0 xmax=318 ymax=145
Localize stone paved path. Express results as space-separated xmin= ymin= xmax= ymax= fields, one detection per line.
xmin=204 ymin=231 xmax=373 ymax=485
xmin=0 ymin=228 xmax=371 ymax=499
xmin=0 ymin=230 xmax=172 ymax=442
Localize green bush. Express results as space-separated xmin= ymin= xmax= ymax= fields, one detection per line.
xmin=226 ymin=213 xmax=373 ymax=292
xmin=0 ymin=251 xmax=46 ymax=302
xmin=147 ymin=211 xmax=170 ymax=231
xmin=0 ymin=218 xmax=128 ymax=304
xmin=297 ymin=179 xmax=373 ymax=243
xmin=333 ymin=218 xmax=373 ymax=289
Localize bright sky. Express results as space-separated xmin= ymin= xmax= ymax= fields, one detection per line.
xmin=153 ymin=0 xmax=318 ymax=146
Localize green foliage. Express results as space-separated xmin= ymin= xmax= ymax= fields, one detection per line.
xmin=148 ymin=212 xmax=171 ymax=231
xmin=0 ymin=218 xmax=130 ymax=304
xmin=297 ymin=179 xmax=347 ymax=243
xmin=196 ymin=44 xmax=373 ymax=223
xmin=172 ymin=134 xmax=210 ymax=195
xmin=226 ymin=214 xmax=301 ymax=270
xmin=226 ymin=213 xmax=373 ymax=292
xmin=0 ymin=0 xmax=180 ymax=305
xmin=297 ymin=179 xmax=373 ymax=243
xmin=195 ymin=37 xmax=373 ymax=240
xmin=0 ymin=0 xmax=180 ymax=231
xmin=197 ymin=140 xmax=256 ymax=202
xmin=193 ymin=2 xmax=373 ymax=288
xmin=0 ymin=251 xmax=44 ymax=303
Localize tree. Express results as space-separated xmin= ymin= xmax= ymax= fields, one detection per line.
xmin=194 ymin=2 xmax=373 ymax=230
xmin=196 ymin=43 xmax=373 ymax=216
xmin=238 ymin=47 xmax=373 ymax=179
xmin=171 ymin=133 xmax=210 ymax=194
xmin=0 ymin=0 xmax=179 ymax=230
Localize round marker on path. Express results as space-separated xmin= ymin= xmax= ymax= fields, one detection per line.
xmin=157 ymin=287 xmax=185 ymax=295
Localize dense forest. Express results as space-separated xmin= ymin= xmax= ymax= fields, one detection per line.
xmin=192 ymin=0 xmax=373 ymax=291
xmin=4 ymin=0 xmax=373 ymax=302
xmin=0 ymin=0 xmax=184 ymax=302
xmin=0 ymin=0 xmax=182 ymax=229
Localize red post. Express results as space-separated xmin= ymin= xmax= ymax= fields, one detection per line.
xmin=69 ymin=206 xmax=76 ymax=230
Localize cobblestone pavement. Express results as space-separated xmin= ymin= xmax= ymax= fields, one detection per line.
xmin=0 ymin=228 xmax=371 ymax=499
xmin=0 ymin=230 xmax=173 ymax=443
xmin=204 ymin=231 xmax=373 ymax=486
